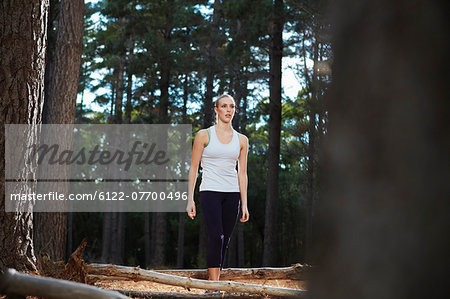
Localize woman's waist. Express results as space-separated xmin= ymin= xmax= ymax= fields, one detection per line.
xmin=201 ymin=167 xmax=238 ymax=177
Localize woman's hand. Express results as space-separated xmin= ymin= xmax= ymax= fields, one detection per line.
xmin=186 ymin=200 xmax=196 ymax=220
xmin=240 ymin=205 xmax=249 ymax=222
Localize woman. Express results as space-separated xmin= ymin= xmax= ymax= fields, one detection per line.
xmin=186 ymin=94 xmax=249 ymax=282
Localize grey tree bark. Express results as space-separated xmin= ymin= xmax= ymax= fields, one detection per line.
xmin=34 ymin=0 xmax=84 ymax=262
xmin=0 ymin=0 xmax=49 ymax=272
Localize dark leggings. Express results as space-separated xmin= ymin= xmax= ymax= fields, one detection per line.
xmin=199 ymin=191 xmax=241 ymax=269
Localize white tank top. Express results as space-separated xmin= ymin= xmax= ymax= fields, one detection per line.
xmin=199 ymin=126 xmax=241 ymax=192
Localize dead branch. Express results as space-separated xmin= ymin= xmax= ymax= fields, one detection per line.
xmin=0 ymin=268 xmax=127 ymax=299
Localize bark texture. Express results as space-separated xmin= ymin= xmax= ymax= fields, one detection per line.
xmin=34 ymin=0 xmax=84 ymax=262
xmin=0 ymin=0 xmax=49 ymax=272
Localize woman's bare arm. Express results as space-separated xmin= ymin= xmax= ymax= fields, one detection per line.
xmin=237 ymin=134 xmax=249 ymax=222
xmin=186 ymin=129 xmax=208 ymax=219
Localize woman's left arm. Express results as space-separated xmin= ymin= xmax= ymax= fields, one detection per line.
xmin=238 ymin=134 xmax=249 ymax=222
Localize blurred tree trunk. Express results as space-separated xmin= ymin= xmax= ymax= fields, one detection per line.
xmin=34 ymin=0 xmax=84 ymax=262
xmin=0 ymin=0 xmax=49 ymax=272
xmin=312 ymin=1 xmax=450 ymax=299
xmin=263 ymin=0 xmax=284 ymax=267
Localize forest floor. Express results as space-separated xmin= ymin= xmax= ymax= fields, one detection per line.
xmin=0 ymin=278 xmax=305 ymax=299
xmin=0 ymin=241 xmax=307 ymax=298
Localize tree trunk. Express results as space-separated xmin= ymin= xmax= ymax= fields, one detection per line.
xmin=231 ymin=64 xmax=241 ymax=130
xmin=311 ymin=1 xmax=450 ymax=299
xmin=110 ymin=74 xmax=115 ymax=121
xmin=304 ymin=38 xmax=318 ymax=264
xmin=118 ymin=212 xmax=126 ymax=265
xmin=66 ymin=212 xmax=73 ymax=258
xmin=110 ymin=212 xmax=125 ymax=265
xmin=203 ymin=0 xmax=220 ymax=128
xmin=144 ymin=213 xmax=151 ymax=267
xmin=177 ymin=213 xmax=185 ymax=268
xmin=151 ymin=212 xmax=167 ymax=266
xmin=101 ymin=213 xmax=112 ymax=263
xmin=177 ymin=77 xmax=190 ymax=268
xmin=102 ymin=50 xmax=126 ymax=263
xmin=263 ymin=0 xmax=284 ymax=267
xmin=0 ymin=0 xmax=49 ymax=272
xmin=241 ymin=76 xmax=249 ymax=136
xmin=110 ymin=213 xmax=118 ymax=263
xmin=150 ymin=32 xmax=172 ymax=267
xmin=237 ymin=76 xmax=248 ymax=267
xmin=114 ymin=55 xmax=125 ymax=124
xmin=34 ymin=0 xmax=84 ymax=263
xmin=124 ymin=37 xmax=134 ymax=125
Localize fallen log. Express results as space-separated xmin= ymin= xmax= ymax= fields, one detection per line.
xmin=0 ymin=268 xmax=127 ymax=299
xmin=158 ymin=264 xmax=309 ymax=280
xmin=87 ymin=263 xmax=310 ymax=281
xmin=85 ymin=264 xmax=306 ymax=297
xmin=113 ymin=289 xmax=260 ymax=298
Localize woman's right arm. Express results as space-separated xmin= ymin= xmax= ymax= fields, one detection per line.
xmin=186 ymin=129 xmax=208 ymax=220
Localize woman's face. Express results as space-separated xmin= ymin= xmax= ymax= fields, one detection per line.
xmin=215 ymin=96 xmax=236 ymax=123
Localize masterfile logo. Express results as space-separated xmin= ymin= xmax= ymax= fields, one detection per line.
xmin=5 ymin=124 xmax=191 ymax=212
xmin=27 ymin=140 xmax=170 ymax=170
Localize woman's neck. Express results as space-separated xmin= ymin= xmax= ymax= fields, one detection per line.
xmin=215 ymin=121 xmax=233 ymax=131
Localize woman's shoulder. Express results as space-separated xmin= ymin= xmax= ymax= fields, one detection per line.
xmin=235 ymin=130 xmax=248 ymax=145
xmin=194 ymin=128 xmax=212 ymax=147
xmin=195 ymin=128 xmax=209 ymax=139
